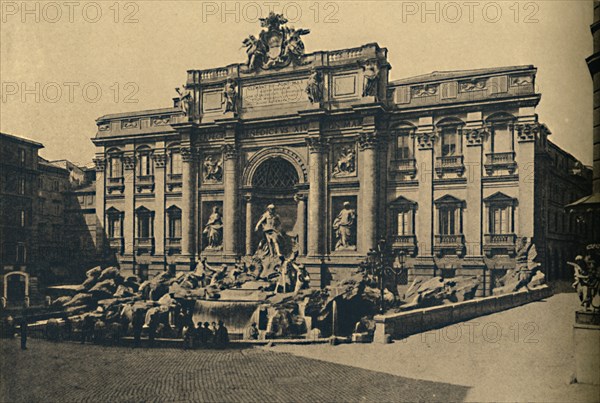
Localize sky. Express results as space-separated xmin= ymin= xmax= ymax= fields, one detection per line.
xmin=0 ymin=1 xmax=593 ymax=165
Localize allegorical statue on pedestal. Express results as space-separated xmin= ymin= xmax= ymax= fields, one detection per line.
xmin=222 ymin=78 xmax=237 ymax=114
xmin=203 ymin=206 xmax=223 ymax=249
xmin=569 ymin=247 xmax=599 ymax=311
xmin=333 ymin=201 xmax=357 ymax=250
xmin=175 ymin=85 xmax=192 ymax=117
xmin=359 ymin=60 xmax=380 ymax=97
xmin=306 ymin=69 xmax=323 ymax=104
xmin=255 ymin=204 xmax=283 ymax=257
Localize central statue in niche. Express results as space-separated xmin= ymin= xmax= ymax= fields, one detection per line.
xmin=254 ymin=204 xmax=284 ymax=257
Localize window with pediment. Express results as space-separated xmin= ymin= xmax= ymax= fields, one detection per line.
xmin=435 ymin=195 xmax=464 ymax=235
xmin=484 ymin=192 xmax=516 ymax=235
xmin=135 ymin=206 xmax=154 ymax=239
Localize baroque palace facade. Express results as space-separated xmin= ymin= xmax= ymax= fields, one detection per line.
xmin=92 ymin=16 xmax=590 ymax=294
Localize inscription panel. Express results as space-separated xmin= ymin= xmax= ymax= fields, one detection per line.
xmin=243 ymin=124 xmax=309 ymax=138
xmin=203 ymin=91 xmax=223 ymax=112
xmin=243 ymin=79 xmax=307 ymax=108
xmin=333 ymin=74 xmax=358 ymax=98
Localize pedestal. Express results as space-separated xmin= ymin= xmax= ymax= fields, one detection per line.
xmin=573 ymin=311 xmax=600 ymax=385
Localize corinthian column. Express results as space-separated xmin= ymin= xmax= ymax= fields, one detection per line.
xmin=181 ymin=147 xmax=196 ymax=257
xmin=306 ymin=137 xmax=328 ymax=257
xmin=358 ymin=132 xmax=378 ymax=254
xmin=222 ymin=144 xmax=239 ymax=257
xmin=245 ymin=195 xmax=253 ymax=256
xmin=294 ymin=193 xmax=306 ymax=256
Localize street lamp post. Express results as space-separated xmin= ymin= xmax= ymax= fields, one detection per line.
xmin=361 ymin=239 xmax=398 ymax=314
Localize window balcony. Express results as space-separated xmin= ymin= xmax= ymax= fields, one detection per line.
xmin=390 ymin=159 xmax=417 ymax=179
xmin=484 ymin=152 xmax=516 ymax=175
xmin=435 ymin=155 xmax=465 ymax=177
xmin=391 ymin=234 xmax=417 ymax=256
xmin=167 ymin=173 xmax=183 ymax=192
xmin=135 ymin=237 xmax=155 ymax=254
xmin=483 ymin=233 xmax=517 ymax=257
xmin=434 ymin=234 xmax=465 ymax=257
xmin=108 ymin=237 xmax=124 ymax=254
xmin=136 ymin=175 xmax=155 ymax=193
xmin=107 ymin=177 xmax=124 ymax=194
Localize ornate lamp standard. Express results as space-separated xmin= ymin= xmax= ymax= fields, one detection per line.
xmin=360 ymin=239 xmax=399 ymax=314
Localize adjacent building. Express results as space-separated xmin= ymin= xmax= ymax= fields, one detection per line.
xmin=0 ymin=132 xmax=44 ymax=305
xmin=91 ymin=21 xmax=590 ymax=294
xmin=1 ymin=133 xmax=103 ymax=306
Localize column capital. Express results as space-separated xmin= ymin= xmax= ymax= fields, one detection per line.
xmin=93 ymin=157 xmax=106 ymax=172
xmin=294 ymin=193 xmax=307 ymax=202
xmin=244 ymin=194 xmax=253 ymax=202
xmin=181 ymin=146 xmax=195 ymax=162
xmin=416 ymin=131 xmax=436 ymax=150
xmin=515 ymin=123 xmax=539 ymax=143
xmin=357 ymin=132 xmax=379 ymax=151
xmin=222 ymin=144 xmax=239 ymax=160
xmin=153 ymin=153 xmax=167 ymax=168
xmin=306 ymin=137 xmax=329 ymax=153
xmin=464 ymin=127 xmax=489 ymax=147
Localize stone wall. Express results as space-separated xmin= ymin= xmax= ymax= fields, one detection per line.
xmin=373 ymin=285 xmax=553 ymax=342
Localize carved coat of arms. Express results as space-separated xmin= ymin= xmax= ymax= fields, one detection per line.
xmin=242 ymin=12 xmax=310 ymax=72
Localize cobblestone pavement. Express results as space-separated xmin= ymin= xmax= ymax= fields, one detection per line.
xmin=272 ymin=292 xmax=600 ymax=402
xmin=1 ymin=339 xmax=468 ymax=402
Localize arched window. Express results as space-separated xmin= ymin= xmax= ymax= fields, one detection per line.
xmin=252 ymin=158 xmax=299 ymax=190
xmin=107 ymin=149 xmax=123 ymax=179
xmin=166 ymin=205 xmax=182 ymax=239
xmin=486 ymin=113 xmax=516 ymax=154
xmin=436 ymin=118 xmax=464 ymax=157
xmin=137 ymin=146 xmax=153 ymax=178
xmin=392 ymin=123 xmax=416 ymax=161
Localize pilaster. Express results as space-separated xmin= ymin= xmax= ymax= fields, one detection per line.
xmin=122 ymin=152 xmax=136 ymax=256
xmin=415 ymin=117 xmax=435 ymax=258
xmin=463 ymin=113 xmax=486 ymax=257
xmin=515 ymin=121 xmax=537 ymax=239
xmin=153 ymin=150 xmax=167 ymax=256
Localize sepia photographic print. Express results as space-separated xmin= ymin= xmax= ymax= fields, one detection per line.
xmin=1 ymin=1 xmax=599 ymax=402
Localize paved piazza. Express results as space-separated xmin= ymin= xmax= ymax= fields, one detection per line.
xmin=1 ymin=340 xmax=466 ymax=402
xmin=1 ymin=292 xmax=598 ymax=403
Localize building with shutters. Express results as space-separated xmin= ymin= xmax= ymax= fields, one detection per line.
xmin=91 ymin=22 xmax=591 ymax=294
